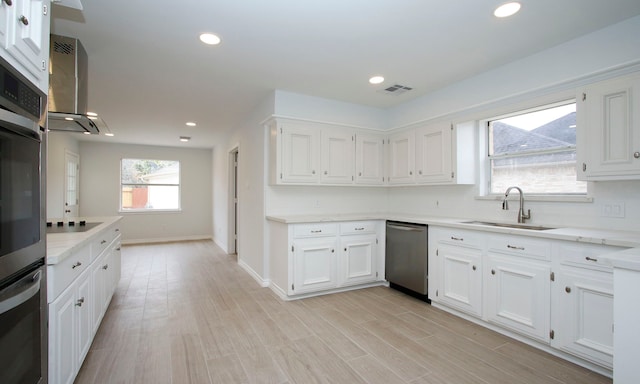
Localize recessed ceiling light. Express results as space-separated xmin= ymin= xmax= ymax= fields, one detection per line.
xmin=83 ymin=131 xmax=91 ymax=135
xmin=180 ymin=136 xmax=191 ymax=142
xmin=186 ymin=122 xmax=197 ymax=127
xmin=369 ymin=76 xmax=385 ymax=85
xmin=199 ymin=33 xmax=221 ymax=45
xmin=105 ymin=132 xmax=115 ymax=137
xmin=494 ymin=2 xmax=521 ymax=18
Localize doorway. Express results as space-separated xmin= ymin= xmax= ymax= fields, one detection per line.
xmin=228 ymin=147 xmax=239 ymax=255
xmin=64 ymin=150 xmax=80 ymax=219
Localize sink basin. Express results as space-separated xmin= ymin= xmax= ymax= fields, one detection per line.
xmin=462 ymin=220 xmax=556 ymax=231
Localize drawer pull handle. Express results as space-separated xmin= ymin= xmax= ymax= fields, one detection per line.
xmin=116 ymin=247 xmax=121 ymax=251
xmin=102 ymin=264 xmax=109 ymax=270
xmin=565 ymin=287 xmax=572 ymax=293
xmin=331 ymin=249 xmax=335 ymax=253
xmin=115 ymin=228 xmax=120 ymax=232
xmin=585 ymin=257 xmax=598 ymax=262
xmin=19 ymin=15 xmax=28 ymax=26
xmin=344 ymin=248 xmax=347 ymax=251
xmin=72 ymin=261 xmax=82 ymax=269
xmin=355 ymin=227 xmax=365 ymax=231
xmin=75 ymin=297 xmax=85 ymax=307
xmin=451 ymin=236 xmax=463 ymax=241
xmin=507 ymin=245 xmax=525 ymax=251
xmin=472 ymin=265 xmax=477 ymax=271
xmin=310 ymin=230 xmax=322 ymax=233
xmin=4 ymin=0 xmax=13 ymax=6
xmin=101 ymin=240 xmax=107 ymax=244
xmin=491 ymin=269 xmax=496 ymax=275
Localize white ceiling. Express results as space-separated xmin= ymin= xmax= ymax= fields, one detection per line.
xmin=49 ymin=0 xmax=640 ymax=148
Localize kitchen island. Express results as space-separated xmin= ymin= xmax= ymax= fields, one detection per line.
xmin=46 ymin=216 xmax=122 ymax=384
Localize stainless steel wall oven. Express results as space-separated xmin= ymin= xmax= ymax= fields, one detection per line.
xmin=0 ymin=57 xmax=47 ymax=384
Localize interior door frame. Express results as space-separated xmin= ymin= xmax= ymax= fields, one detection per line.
xmin=227 ymin=146 xmax=239 ymax=255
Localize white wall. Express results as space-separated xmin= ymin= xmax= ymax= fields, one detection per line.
xmin=78 ymin=142 xmax=213 ymax=243
xmin=46 ymin=131 xmax=80 ymax=219
xmin=213 ymin=93 xmax=275 ymax=282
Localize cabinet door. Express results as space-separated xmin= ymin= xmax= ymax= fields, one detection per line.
xmin=292 ymin=238 xmax=338 ymax=294
xmin=485 ymin=254 xmax=550 ymax=342
xmin=387 ymin=131 xmax=415 ymax=184
xmin=415 ymin=123 xmax=452 ymax=183
xmin=321 ymin=128 xmax=354 ymax=184
xmin=4 ymin=0 xmax=50 ymax=91
xmin=340 ymin=234 xmax=377 ymax=286
xmin=280 ymin=123 xmax=320 ymax=183
xmin=552 ymin=269 xmax=613 ymax=368
xmin=76 ymin=270 xmax=93 ymax=367
xmin=437 ymin=243 xmax=482 ymax=317
xmin=49 ymin=286 xmax=77 ymax=384
xmin=579 ymin=73 xmax=640 ymax=179
xmin=91 ymin=251 xmax=109 ymax=333
xmin=355 ymin=133 xmax=385 ymax=185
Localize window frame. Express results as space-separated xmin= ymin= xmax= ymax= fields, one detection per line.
xmin=119 ymin=158 xmax=182 ymax=213
xmin=478 ymin=98 xmax=589 ymax=199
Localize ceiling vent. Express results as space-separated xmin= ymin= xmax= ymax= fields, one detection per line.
xmin=378 ymin=84 xmax=413 ymax=96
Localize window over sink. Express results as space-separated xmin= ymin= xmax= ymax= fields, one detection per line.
xmin=482 ymin=100 xmax=587 ymax=196
xmin=120 ymin=158 xmax=180 ymax=212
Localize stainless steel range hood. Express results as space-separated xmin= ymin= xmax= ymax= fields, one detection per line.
xmin=48 ymin=34 xmax=106 ymax=134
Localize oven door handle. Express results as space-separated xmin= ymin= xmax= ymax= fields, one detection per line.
xmin=0 ymin=270 xmax=42 ymax=315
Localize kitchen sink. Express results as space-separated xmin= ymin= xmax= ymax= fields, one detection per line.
xmin=462 ymin=220 xmax=556 ymax=231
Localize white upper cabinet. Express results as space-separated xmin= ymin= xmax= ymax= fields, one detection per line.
xmin=0 ymin=0 xmax=50 ymax=92
xmin=276 ymin=120 xmax=321 ymax=184
xmin=269 ymin=117 xmax=385 ymax=186
xmin=355 ymin=133 xmax=385 ymax=185
xmin=321 ymin=128 xmax=354 ymax=184
xmin=387 ymin=130 xmax=415 ymax=184
xmin=577 ymin=72 xmax=640 ymax=180
xmin=415 ymin=122 xmax=453 ymax=183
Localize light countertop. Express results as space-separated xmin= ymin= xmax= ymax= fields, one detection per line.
xmin=266 ymin=213 xmax=640 ymax=248
xmin=46 ymin=216 xmax=122 ymax=265
xmin=598 ymin=248 xmax=640 ymax=272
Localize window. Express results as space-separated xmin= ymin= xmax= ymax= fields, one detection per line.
xmin=120 ymin=159 xmax=180 ymax=211
xmin=486 ymin=101 xmax=587 ymax=195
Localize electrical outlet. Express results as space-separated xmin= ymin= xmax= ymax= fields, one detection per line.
xmin=601 ymin=201 xmax=625 ymax=218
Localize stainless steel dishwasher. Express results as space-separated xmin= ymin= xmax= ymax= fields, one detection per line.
xmin=385 ymin=221 xmax=429 ymax=302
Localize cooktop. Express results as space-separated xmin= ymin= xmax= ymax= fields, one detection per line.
xmin=46 ymin=221 xmax=102 ymax=234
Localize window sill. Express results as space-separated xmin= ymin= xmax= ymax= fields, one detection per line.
xmin=118 ymin=209 xmax=182 ymax=214
xmin=475 ymin=194 xmax=593 ymax=203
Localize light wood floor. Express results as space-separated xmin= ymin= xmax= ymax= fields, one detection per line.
xmin=75 ymin=240 xmax=612 ymax=384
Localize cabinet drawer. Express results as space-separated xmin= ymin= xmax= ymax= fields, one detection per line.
xmin=340 ymin=221 xmax=378 ymax=235
xmin=488 ymin=235 xmax=551 ymax=261
xmin=91 ymin=225 xmax=121 ymax=261
xmin=47 ymin=243 xmax=91 ymax=302
xmin=293 ymin=223 xmax=338 ymax=238
xmin=437 ymin=228 xmax=484 ymax=249
xmin=555 ymin=242 xmax=622 ymax=272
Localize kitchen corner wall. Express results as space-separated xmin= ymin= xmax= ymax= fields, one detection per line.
xmin=216 ymin=15 xmax=640 ymax=284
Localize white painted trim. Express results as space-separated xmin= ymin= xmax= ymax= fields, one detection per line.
xmin=238 ymin=259 xmax=270 ymax=287
xmin=121 ymin=235 xmax=212 ymax=245
xmin=268 ymin=281 xmax=388 ymax=301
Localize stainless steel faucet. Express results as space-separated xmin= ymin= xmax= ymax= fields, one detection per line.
xmin=502 ymin=186 xmax=531 ymax=223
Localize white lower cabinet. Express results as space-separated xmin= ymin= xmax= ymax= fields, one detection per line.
xmin=269 ymin=220 xmax=384 ymax=298
xmin=430 ymin=225 xmax=623 ymax=373
xmin=292 ymin=237 xmax=338 ymax=294
xmin=552 ymin=268 xmax=613 ymax=368
xmin=48 ymin=221 xmax=122 ymax=384
xmin=340 ymin=234 xmax=378 ymax=286
xmin=485 ymin=254 xmax=550 ymax=343
xmin=430 ymin=228 xmax=483 ymax=317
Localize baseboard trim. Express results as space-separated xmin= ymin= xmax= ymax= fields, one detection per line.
xmin=237 ymin=259 xmax=269 ymax=288
xmin=121 ymin=235 xmax=212 ymax=245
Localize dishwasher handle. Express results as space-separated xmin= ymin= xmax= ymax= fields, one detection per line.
xmin=387 ymin=223 xmax=425 ymax=232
